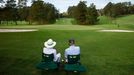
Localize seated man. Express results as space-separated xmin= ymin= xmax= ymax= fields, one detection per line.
xmin=64 ymin=39 xmax=80 ymax=63
xmin=43 ymin=39 xmax=61 ymax=63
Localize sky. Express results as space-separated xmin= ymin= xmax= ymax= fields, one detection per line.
xmin=1 ymin=0 xmax=134 ymax=13
xmin=44 ymin=0 xmax=134 ymax=13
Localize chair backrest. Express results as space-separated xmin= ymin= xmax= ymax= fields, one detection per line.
xmin=67 ymin=55 xmax=80 ymax=64
xmin=42 ymin=53 xmax=54 ymax=62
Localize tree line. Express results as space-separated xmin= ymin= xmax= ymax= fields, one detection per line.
xmin=103 ymin=2 xmax=134 ymax=18
xmin=1 ymin=1 xmax=134 ymax=25
xmin=0 ymin=0 xmax=58 ymax=25
xmin=67 ymin=1 xmax=99 ymax=25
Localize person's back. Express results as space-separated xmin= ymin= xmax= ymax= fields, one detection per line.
xmin=65 ymin=45 xmax=80 ymax=56
xmin=43 ymin=47 xmax=57 ymax=62
xmin=64 ymin=39 xmax=80 ymax=62
xmin=43 ymin=39 xmax=61 ymax=62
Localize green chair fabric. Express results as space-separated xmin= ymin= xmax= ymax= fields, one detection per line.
xmin=64 ymin=63 xmax=86 ymax=72
xmin=36 ymin=53 xmax=57 ymax=70
xmin=67 ymin=55 xmax=80 ymax=64
xmin=64 ymin=55 xmax=86 ymax=72
xmin=36 ymin=62 xmax=57 ymax=70
xmin=42 ymin=53 xmax=54 ymax=62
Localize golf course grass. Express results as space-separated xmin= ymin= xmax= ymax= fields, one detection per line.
xmin=0 ymin=15 xmax=134 ymax=75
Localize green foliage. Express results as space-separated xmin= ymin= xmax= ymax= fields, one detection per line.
xmin=67 ymin=1 xmax=99 ymax=25
xmin=75 ymin=1 xmax=87 ymax=25
xmin=103 ymin=2 xmax=134 ymax=18
xmin=98 ymin=16 xmax=112 ymax=24
xmin=86 ymin=3 xmax=99 ymax=24
xmin=0 ymin=0 xmax=58 ymax=25
xmin=30 ymin=0 xmax=57 ymax=24
xmin=68 ymin=6 xmax=77 ymax=18
xmin=30 ymin=1 xmax=45 ymax=24
xmin=18 ymin=0 xmax=29 ymax=21
xmin=103 ymin=2 xmax=113 ymax=17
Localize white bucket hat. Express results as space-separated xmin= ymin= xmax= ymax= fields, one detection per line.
xmin=44 ymin=39 xmax=56 ymax=48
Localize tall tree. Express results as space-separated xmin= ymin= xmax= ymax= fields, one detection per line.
xmin=5 ymin=0 xmax=18 ymax=25
xmin=86 ymin=3 xmax=99 ymax=24
xmin=18 ymin=0 xmax=27 ymax=8
xmin=103 ymin=2 xmax=134 ymax=18
xmin=75 ymin=1 xmax=87 ymax=25
xmin=69 ymin=1 xmax=99 ymax=25
xmin=30 ymin=0 xmax=45 ymax=24
xmin=103 ymin=2 xmax=113 ymax=17
xmin=30 ymin=0 xmax=57 ymax=24
xmin=18 ymin=0 xmax=29 ymax=21
xmin=45 ymin=3 xmax=57 ymax=23
xmin=67 ymin=6 xmax=77 ymax=18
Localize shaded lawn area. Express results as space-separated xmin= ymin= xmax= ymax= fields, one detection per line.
xmin=0 ymin=30 xmax=134 ymax=75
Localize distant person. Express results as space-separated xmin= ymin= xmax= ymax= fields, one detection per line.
xmin=64 ymin=39 xmax=80 ymax=62
xmin=43 ymin=39 xmax=61 ymax=63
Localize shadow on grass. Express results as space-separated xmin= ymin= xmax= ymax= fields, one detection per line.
xmin=0 ymin=56 xmax=87 ymax=75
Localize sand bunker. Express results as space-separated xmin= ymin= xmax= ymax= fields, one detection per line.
xmin=99 ymin=30 xmax=134 ymax=32
xmin=0 ymin=29 xmax=38 ymax=32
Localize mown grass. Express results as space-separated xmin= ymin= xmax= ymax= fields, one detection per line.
xmin=55 ymin=18 xmax=74 ymax=25
xmin=0 ymin=30 xmax=134 ymax=75
xmin=0 ymin=15 xmax=134 ymax=75
xmin=98 ymin=16 xmax=112 ymax=25
xmin=116 ymin=15 xmax=134 ymax=26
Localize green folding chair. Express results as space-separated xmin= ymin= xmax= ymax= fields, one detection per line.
xmin=36 ymin=53 xmax=58 ymax=70
xmin=64 ymin=55 xmax=86 ymax=73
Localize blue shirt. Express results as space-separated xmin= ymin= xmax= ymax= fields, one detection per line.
xmin=64 ymin=45 xmax=80 ymax=61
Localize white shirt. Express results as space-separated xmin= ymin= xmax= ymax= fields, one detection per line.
xmin=43 ymin=47 xmax=57 ymax=62
xmin=64 ymin=45 xmax=80 ymax=61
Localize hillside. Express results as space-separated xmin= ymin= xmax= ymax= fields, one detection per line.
xmin=116 ymin=15 xmax=134 ymax=25
xmin=55 ymin=15 xmax=134 ymax=26
xmin=98 ymin=15 xmax=134 ymax=25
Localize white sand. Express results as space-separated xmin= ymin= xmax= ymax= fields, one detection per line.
xmin=0 ymin=29 xmax=38 ymax=32
xmin=99 ymin=30 xmax=134 ymax=32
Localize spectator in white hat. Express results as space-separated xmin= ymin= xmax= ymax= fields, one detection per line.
xmin=43 ymin=39 xmax=61 ymax=63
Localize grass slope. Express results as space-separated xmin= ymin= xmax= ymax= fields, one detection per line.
xmin=98 ymin=15 xmax=134 ymax=29
xmin=55 ymin=18 xmax=74 ymax=25
xmin=116 ymin=15 xmax=134 ymax=25
xmin=98 ymin=16 xmax=112 ymax=25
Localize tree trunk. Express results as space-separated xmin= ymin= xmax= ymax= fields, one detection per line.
xmin=29 ymin=21 xmax=31 ymax=25
xmin=6 ymin=21 xmax=8 ymax=25
xmin=14 ymin=21 xmax=17 ymax=25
